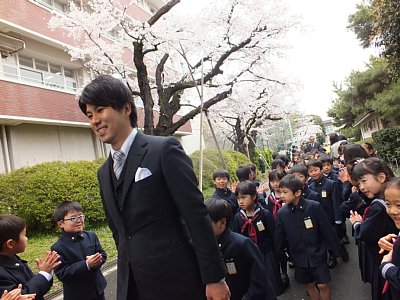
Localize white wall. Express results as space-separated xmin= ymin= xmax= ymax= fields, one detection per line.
xmin=180 ymin=114 xmax=203 ymax=155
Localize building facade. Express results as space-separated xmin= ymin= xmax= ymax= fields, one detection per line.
xmin=0 ymin=0 xmax=196 ymax=173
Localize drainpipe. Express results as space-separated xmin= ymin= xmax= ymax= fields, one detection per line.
xmin=1 ymin=125 xmax=11 ymax=173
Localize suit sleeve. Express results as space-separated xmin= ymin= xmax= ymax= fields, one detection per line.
xmin=98 ymin=183 xmax=119 ymax=248
xmin=160 ymin=137 xmax=226 ymax=284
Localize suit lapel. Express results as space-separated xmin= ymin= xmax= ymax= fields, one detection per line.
xmin=100 ymin=155 xmax=122 ymax=216
xmin=121 ymin=132 xmax=149 ymax=206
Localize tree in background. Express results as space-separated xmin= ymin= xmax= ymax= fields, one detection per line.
xmin=49 ymin=0 xmax=294 ymax=136
xmin=348 ymin=0 xmax=400 ymax=78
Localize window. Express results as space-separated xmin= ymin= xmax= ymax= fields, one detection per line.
xmin=0 ymin=54 xmax=78 ymax=92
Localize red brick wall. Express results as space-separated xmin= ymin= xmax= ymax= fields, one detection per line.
xmin=0 ymin=80 xmax=191 ymax=133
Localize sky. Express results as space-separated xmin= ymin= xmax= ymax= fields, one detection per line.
xmin=177 ymin=0 xmax=377 ymax=120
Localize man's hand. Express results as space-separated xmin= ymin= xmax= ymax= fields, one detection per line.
xmin=36 ymin=251 xmax=61 ymax=273
xmin=86 ymin=253 xmax=103 ymax=269
xmin=206 ymin=282 xmax=230 ymax=300
xmin=379 ymin=234 xmax=397 ymax=254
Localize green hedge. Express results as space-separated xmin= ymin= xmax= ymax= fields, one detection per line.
xmin=372 ymin=126 xmax=400 ymax=160
xmin=190 ymin=149 xmax=249 ymax=191
xmin=0 ymin=160 xmax=106 ymax=232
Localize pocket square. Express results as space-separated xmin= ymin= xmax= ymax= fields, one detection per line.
xmin=135 ymin=167 xmax=152 ymax=182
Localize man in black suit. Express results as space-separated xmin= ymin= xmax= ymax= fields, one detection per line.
xmin=78 ymin=75 xmax=229 ymax=300
xmin=304 ymin=136 xmax=324 ymax=153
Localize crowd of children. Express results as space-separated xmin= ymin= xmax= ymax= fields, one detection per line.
xmin=2 ymin=138 xmax=400 ymax=300
xmin=209 ymin=140 xmax=400 ymax=300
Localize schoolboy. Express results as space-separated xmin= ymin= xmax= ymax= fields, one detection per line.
xmin=319 ymin=155 xmax=349 ymax=245
xmin=289 ymin=164 xmax=320 ymax=202
xmin=204 ymin=198 xmax=276 ymax=300
xmin=51 ymin=201 xmax=107 ymax=300
xmin=212 ymin=169 xmax=238 ymax=212
xmin=275 ymin=175 xmax=342 ymax=300
xmin=0 ymin=215 xmax=60 ymax=300
xmin=306 ymin=160 xmax=349 ymax=267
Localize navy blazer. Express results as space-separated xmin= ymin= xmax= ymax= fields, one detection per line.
xmin=0 ymin=255 xmax=52 ymax=300
xmin=302 ymin=185 xmax=320 ymax=202
xmin=51 ymin=231 xmax=107 ymax=300
xmin=380 ymin=238 xmax=400 ymax=300
xmin=218 ymin=229 xmax=276 ymax=300
xmin=212 ymin=188 xmax=239 ymax=212
xmin=98 ymin=132 xmax=226 ymax=300
xmin=308 ymin=176 xmax=342 ymax=224
xmin=275 ymin=198 xmax=342 ymax=268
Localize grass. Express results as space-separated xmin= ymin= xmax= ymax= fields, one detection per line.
xmin=19 ymin=224 xmax=117 ymax=293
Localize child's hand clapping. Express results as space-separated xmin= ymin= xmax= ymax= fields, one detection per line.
xmin=379 ymin=233 xmax=397 ymax=254
xmin=86 ymin=253 xmax=103 ymax=269
xmin=35 ymin=251 xmax=61 ymax=273
xmin=349 ymin=210 xmax=363 ymax=225
xmin=1 ymin=284 xmax=36 ymax=300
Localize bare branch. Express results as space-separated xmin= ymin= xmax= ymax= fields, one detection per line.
xmin=147 ymin=0 xmax=180 ymax=26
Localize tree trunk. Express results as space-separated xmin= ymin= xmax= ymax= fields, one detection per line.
xmin=133 ymin=41 xmax=154 ymax=134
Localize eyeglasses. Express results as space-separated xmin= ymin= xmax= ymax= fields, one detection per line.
xmin=63 ymin=214 xmax=85 ymax=223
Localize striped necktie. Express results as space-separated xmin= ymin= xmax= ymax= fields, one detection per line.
xmin=113 ymin=151 xmax=125 ymax=179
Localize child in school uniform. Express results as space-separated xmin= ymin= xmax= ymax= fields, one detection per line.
xmin=265 ymin=170 xmax=285 ymax=218
xmin=51 ymin=201 xmax=107 ymax=300
xmin=204 ymin=198 xmax=277 ymax=300
xmin=212 ymin=169 xmax=239 ymax=212
xmin=275 ymin=174 xmax=342 ymax=300
xmin=349 ymin=158 xmax=397 ymax=300
xmin=307 ymin=159 xmax=349 ymax=267
xmin=289 ymin=164 xmax=320 ymax=202
xmin=232 ymin=181 xmax=282 ymax=296
xmin=380 ymin=177 xmax=400 ymax=300
xmin=0 ymin=215 xmax=60 ymax=300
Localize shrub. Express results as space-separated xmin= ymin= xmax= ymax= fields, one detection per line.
xmin=190 ymin=149 xmax=249 ymax=191
xmin=253 ymin=148 xmax=273 ymax=170
xmin=372 ymin=127 xmax=400 ymax=160
xmin=0 ymin=160 xmax=105 ymax=232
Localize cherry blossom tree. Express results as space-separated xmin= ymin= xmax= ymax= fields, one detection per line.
xmin=49 ymin=0 xmax=294 ymax=136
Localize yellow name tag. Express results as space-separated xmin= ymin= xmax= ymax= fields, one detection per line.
xmin=304 ymin=218 xmax=313 ymax=229
xmin=321 ymin=190 xmax=327 ymax=198
xmin=256 ymin=221 xmax=266 ymax=231
xmin=225 ymin=260 xmax=237 ymax=275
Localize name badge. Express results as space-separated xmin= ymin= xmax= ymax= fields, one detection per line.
xmin=304 ymin=217 xmax=313 ymax=229
xmin=321 ymin=190 xmax=327 ymax=198
xmin=256 ymin=220 xmax=266 ymax=231
xmin=225 ymin=259 xmax=237 ymax=275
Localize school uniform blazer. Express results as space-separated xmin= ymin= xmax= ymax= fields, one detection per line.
xmin=380 ymin=237 xmax=400 ymax=300
xmin=218 ymin=229 xmax=271 ymax=300
xmin=97 ymin=132 xmax=226 ymax=300
xmin=0 ymin=255 xmax=52 ymax=300
xmin=274 ymin=198 xmax=342 ymax=268
xmin=51 ymin=231 xmax=107 ymax=300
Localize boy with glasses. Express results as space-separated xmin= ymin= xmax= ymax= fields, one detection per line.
xmin=51 ymin=201 xmax=107 ymax=300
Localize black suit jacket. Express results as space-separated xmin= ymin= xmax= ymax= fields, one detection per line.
xmin=305 ymin=142 xmax=323 ymax=153
xmin=98 ymin=132 xmax=226 ymax=300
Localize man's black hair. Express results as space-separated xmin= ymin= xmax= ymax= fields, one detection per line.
xmin=204 ymin=198 xmax=233 ymax=227
xmin=279 ymin=174 xmax=303 ymax=194
xmin=212 ymin=169 xmax=230 ymax=181
xmin=78 ymin=75 xmax=138 ymax=128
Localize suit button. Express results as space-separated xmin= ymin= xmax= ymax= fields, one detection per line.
xmin=127 ymin=235 xmax=132 ymax=239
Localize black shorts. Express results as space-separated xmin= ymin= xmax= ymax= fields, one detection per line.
xmin=295 ymin=263 xmax=331 ymax=284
